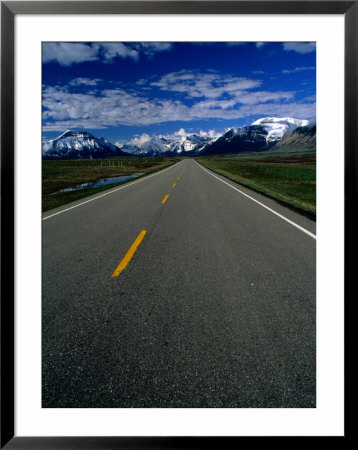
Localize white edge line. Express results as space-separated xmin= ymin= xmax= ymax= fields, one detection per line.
xmin=196 ymin=161 xmax=316 ymax=240
xmin=42 ymin=160 xmax=182 ymax=221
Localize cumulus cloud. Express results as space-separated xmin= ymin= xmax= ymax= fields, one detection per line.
xmin=232 ymin=102 xmax=316 ymax=121
xmin=120 ymin=128 xmax=222 ymax=146
xmin=136 ymin=42 xmax=173 ymax=57
xmin=127 ymin=133 xmax=151 ymax=146
xmin=199 ymin=129 xmax=221 ymax=138
xmin=282 ymin=42 xmax=316 ymax=54
xmin=94 ymin=43 xmax=139 ymax=62
xmin=69 ymin=77 xmax=102 ymax=86
xmin=42 ymin=43 xmax=99 ymax=66
xmin=42 ymin=87 xmax=315 ymax=130
xmin=43 ymin=42 xmax=174 ymax=66
xmin=42 ymin=85 xmax=189 ymax=128
xmin=174 ymin=128 xmax=188 ymax=137
xmin=42 ymin=69 xmax=315 ymax=130
xmin=149 ymin=128 xmax=220 ymax=141
xmin=151 ymin=70 xmax=262 ymax=99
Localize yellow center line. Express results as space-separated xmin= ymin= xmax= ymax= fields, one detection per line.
xmin=172 ymin=183 xmax=176 ymax=187
xmin=177 ymin=177 xmax=180 ymax=180
xmin=161 ymin=194 xmax=169 ymax=204
xmin=111 ymin=230 xmax=147 ymax=278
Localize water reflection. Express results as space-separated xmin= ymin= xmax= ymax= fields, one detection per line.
xmin=53 ymin=173 xmax=143 ymax=194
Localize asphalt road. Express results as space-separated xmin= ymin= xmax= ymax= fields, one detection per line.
xmin=42 ymin=159 xmax=316 ymax=408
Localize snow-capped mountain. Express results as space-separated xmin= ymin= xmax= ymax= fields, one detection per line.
xmin=251 ymin=117 xmax=309 ymax=142
xmin=42 ymin=130 xmax=128 ymax=159
xmin=121 ymin=134 xmax=212 ymax=156
xmin=42 ymin=117 xmax=314 ymax=159
xmin=120 ymin=117 xmax=311 ymax=156
xmin=181 ymin=134 xmax=212 ymax=153
xmin=140 ymin=137 xmax=175 ymax=155
xmin=202 ymin=125 xmax=270 ymax=155
xmin=201 ymin=117 xmax=311 ymax=155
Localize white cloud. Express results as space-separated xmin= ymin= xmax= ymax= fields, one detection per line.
xmin=136 ymin=42 xmax=173 ymax=57
xmin=233 ymin=102 xmax=316 ymax=121
xmin=174 ymin=128 xmax=188 ymax=138
xmin=151 ymin=71 xmax=261 ymax=99
xmin=119 ymin=128 xmax=222 ymax=147
xmin=94 ymin=43 xmax=139 ymax=62
xmin=199 ymin=129 xmax=221 ymax=138
xmin=256 ymin=42 xmax=267 ymax=49
xmin=42 ymin=86 xmax=189 ymax=128
xmin=233 ymin=90 xmax=296 ymax=105
xmin=127 ymin=133 xmax=151 ymax=146
xmin=282 ymin=42 xmax=316 ymax=54
xmin=69 ymin=78 xmax=102 ymax=86
xmin=282 ymin=66 xmax=315 ymax=74
xmin=42 ymin=43 xmax=99 ymax=66
xmin=43 ymin=42 xmax=174 ymax=66
xmin=42 ymin=71 xmax=315 ymax=131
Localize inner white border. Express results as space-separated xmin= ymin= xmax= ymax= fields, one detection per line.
xmin=15 ymin=14 xmax=344 ymax=436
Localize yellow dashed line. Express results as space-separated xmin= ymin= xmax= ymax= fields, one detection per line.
xmin=177 ymin=177 xmax=180 ymax=181
xmin=111 ymin=230 xmax=147 ymax=278
xmin=161 ymin=194 xmax=169 ymax=204
xmin=172 ymin=183 xmax=176 ymax=187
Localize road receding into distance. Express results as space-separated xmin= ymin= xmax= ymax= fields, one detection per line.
xmin=42 ymin=159 xmax=316 ymax=408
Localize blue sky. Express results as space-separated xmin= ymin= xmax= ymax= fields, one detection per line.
xmin=42 ymin=42 xmax=316 ymax=145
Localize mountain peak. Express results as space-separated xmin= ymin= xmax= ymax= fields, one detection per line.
xmin=42 ymin=130 xmax=128 ymax=159
xmin=251 ymin=117 xmax=309 ymax=142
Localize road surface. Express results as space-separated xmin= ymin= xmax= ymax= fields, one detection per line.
xmin=42 ymin=159 xmax=316 ymax=408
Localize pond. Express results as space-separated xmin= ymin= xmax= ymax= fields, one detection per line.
xmin=52 ymin=173 xmax=143 ymax=194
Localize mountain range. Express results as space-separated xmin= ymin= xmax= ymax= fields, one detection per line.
xmin=42 ymin=117 xmax=315 ymax=159
xmin=120 ymin=133 xmax=212 ymax=156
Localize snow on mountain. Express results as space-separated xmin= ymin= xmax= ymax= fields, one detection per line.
xmin=128 ymin=133 xmax=212 ymax=156
xmin=182 ymin=134 xmax=211 ymax=152
xmin=203 ymin=125 xmax=270 ymax=155
xmin=140 ymin=137 xmax=174 ymax=155
xmin=42 ymin=117 xmax=313 ymax=159
xmin=201 ymin=117 xmax=312 ymax=155
xmin=122 ymin=117 xmax=309 ymax=156
xmin=42 ymin=130 xmax=128 ymax=159
xmin=251 ymin=117 xmax=309 ymax=142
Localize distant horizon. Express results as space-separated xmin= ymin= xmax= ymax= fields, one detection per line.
xmin=42 ymin=42 xmax=316 ymax=145
xmin=43 ymin=115 xmax=315 ymax=148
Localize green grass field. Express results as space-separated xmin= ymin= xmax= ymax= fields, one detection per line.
xmin=42 ymin=157 xmax=180 ymax=211
xmin=198 ymin=153 xmax=316 ymax=216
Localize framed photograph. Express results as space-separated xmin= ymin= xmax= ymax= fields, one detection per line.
xmin=1 ymin=1 xmax=354 ymax=447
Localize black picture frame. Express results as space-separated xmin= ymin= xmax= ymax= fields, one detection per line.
xmin=1 ymin=1 xmax=355 ymax=447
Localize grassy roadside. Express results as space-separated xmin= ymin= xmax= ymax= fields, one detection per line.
xmin=42 ymin=157 xmax=181 ymax=212
xmin=198 ymin=154 xmax=316 ymax=217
